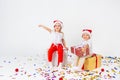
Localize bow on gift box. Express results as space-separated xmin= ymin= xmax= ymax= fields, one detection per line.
xmin=92 ymin=53 xmax=97 ymax=57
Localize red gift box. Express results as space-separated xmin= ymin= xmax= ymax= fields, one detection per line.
xmin=71 ymin=46 xmax=76 ymax=53
xmin=71 ymin=46 xmax=89 ymax=57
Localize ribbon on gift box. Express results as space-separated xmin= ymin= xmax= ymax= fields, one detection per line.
xmin=91 ymin=53 xmax=98 ymax=68
xmin=71 ymin=46 xmax=75 ymax=53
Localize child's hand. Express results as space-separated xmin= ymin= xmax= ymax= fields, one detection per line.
xmin=38 ymin=24 xmax=44 ymax=27
xmin=82 ymin=48 xmax=85 ymax=53
xmin=65 ymin=47 xmax=69 ymax=50
xmin=64 ymin=47 xmax=68 ymax=50
xmin=38 ymin=25 xmax=51 ymax=32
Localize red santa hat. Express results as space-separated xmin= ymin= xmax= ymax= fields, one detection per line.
xmin=53 ymin=20 xmax=63 ymax=28
xmin=82 ymin=29 xmax=92 ymax=37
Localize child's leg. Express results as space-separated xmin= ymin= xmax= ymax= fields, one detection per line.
xmin=74 ymin=55 xmax=80 ymax=67
xmin=71 ymin=56 xmax=80 ymax=71
xmin=78 ymin=54 xmax=91 ymax=69
xmin=48 ymin=44 xmax=57 ymax=68
xmin=62 ymin=49 xmax=68 ymax=67
xmin=78 ymin=57 xmax=86 ymax=70
xmin=57 ymin=44 xmax=63 ymax=68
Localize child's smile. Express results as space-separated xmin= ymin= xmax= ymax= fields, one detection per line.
xmin=54 ymin=23 xmax=62 ymax=32
xmin=82 ymin=33 xmax=90 ymax=40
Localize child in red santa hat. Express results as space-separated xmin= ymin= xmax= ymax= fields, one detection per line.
xmin=73 ymin=29 xmax=93 ymax=71
xmin=38 ymin=20 xmax=68 ymax=70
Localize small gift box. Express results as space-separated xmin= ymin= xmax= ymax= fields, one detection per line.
xmin=82 ymin=54 xmax=102 ymax=71
xmin=71 ymin=46 xmax=76 ymax=53
xmin=71 ymin=46 xmax=89 ymax=57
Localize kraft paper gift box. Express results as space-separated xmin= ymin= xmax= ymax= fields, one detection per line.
xmin=82 ymin=54 xmax=102 ymax=71
xmin=71 ymin=46 xmax=89 ymax=57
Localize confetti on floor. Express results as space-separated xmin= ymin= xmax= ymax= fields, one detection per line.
xmin=0 ymin=54 xmax=120 ymax=80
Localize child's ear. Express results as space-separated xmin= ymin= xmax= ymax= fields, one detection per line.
xmin=88 ymin=36 xmax=90 ymax=38
xmin=82 ymin=35 xmax=83 ymax=38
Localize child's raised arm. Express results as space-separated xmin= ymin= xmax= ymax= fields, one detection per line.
xmin=38 ymin=24 xmax=52 ymax=33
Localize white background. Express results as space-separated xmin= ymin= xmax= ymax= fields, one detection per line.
xmin=0 ymin=0 xmax=120 ymax=56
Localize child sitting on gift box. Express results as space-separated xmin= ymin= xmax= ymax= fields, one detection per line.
xmin=73 ymin=29 xmax=92 ymax=71
xmin=38 ymin=20 xmax=68 ymax=69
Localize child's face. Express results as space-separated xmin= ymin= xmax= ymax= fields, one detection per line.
xmin=82 ymin=33 xmax=90 ymax=40
xmin=54 ymin=23 xmax=62 ymax=32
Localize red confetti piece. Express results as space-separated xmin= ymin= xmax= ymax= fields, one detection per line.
xmin=15 ymin=68 xmax=19 ymax=72
xmin=101 ymin=68 xmax=104 ymax=72
xmin=59 ymin=77 xmax=63 ymax=80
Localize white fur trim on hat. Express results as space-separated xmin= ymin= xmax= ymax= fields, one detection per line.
xmin=82 ymin=29 xmax=92 ymax=37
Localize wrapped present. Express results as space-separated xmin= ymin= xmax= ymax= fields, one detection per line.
xmin=82 ymin=54 xmax=102 ymax=71
xmin=71 ymin=46 xmax=89 ymax=57
xmin=71 ymin=46 xmax=76 ymax=53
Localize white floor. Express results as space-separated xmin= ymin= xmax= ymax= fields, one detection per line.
xmin=0 ymin=53 xmax=120 ymax=80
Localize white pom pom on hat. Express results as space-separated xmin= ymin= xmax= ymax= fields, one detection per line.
xmin=53 ymin=20 xmax=63 ymax=27
xmin=82 ymin=29 xmax=92 ymax=37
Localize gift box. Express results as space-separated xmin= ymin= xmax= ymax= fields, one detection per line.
xmin=82 ymin=54 xmax=102 ymax=71
xmin=71 ymin=46 xmax=89 ymax=57
xmin=71 ymin=46 xmax=76 ymax=53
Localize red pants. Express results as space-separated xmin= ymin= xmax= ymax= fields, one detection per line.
xmin=48 ymin=43 xmax=63 ymax=65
